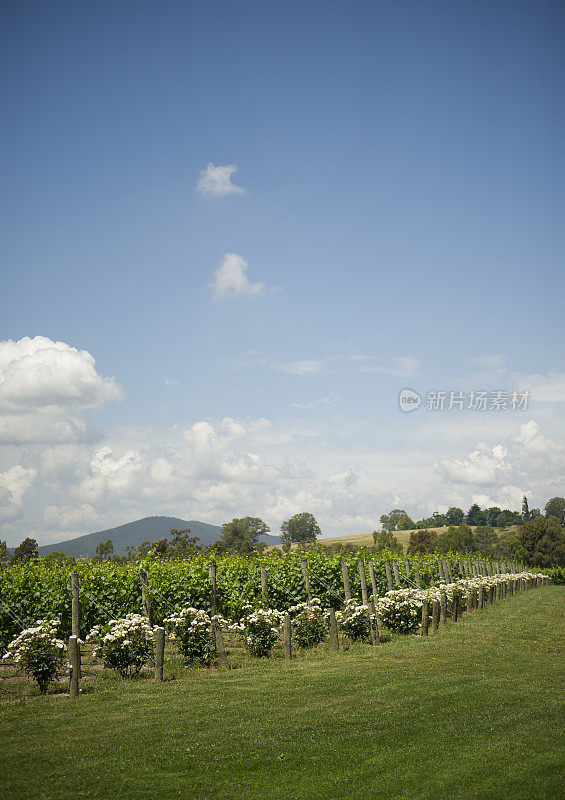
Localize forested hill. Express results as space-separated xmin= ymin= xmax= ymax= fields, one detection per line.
xmin=36 ymin=516 xmax=281 ymax=557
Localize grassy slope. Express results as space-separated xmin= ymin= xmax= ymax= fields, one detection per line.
xmin=267 ymin=524 xmax=521 ymax=553
xmin=1 ymin=587 xmax=563 ymax=800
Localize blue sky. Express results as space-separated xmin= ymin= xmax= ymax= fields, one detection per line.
xmin=1 ymin=1 xmax=564 ymax=545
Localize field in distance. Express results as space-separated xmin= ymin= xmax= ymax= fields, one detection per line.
xmin=267 ymin=525 xmax=520 ymax=553
xmin=266 ymin=529 xmax=427 ymax=552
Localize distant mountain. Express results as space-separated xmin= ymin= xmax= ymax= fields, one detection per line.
xmin=35 ymin=516 xmax=281 ymax=558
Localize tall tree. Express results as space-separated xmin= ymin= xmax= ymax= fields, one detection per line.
xmin=280 ymin=512 xmax=321 ymax=546
xmin=445 ymin=507 xmax=465 ymax=526
xmin=486 ymin=507 xmax=503 ymax=527
xmin=466 ymin=504 xmax=486 ymax=525
xmin=95 ymin=539 xmax=114 ymax=560
xmin=169 ymin=528 xmax=200 ymax=558
xmin=11 ymin=537 xmax=39 ymax=565
xmin=379 ymin=509 xmax=415 ymax=532
xmin=545 ymin=497 xmax=565 ymax=524
xmin=519 ymin=515 xmax=565 ymax=566
xmin=217 ymin=517 xmax=270 ymax=555
xmin=521 ymin=495 xmax=530 ymax=521
xmin=0 ymin=540 xmax=7 ymax=563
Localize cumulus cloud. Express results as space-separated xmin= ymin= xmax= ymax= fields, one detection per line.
xmin=0 ymin=465 xmax=36 ymax=522
xmin=211 ymin=253 xmax=277 ymax=299
xmin=439 ymin=444 xmax=511 ymax=487
xmin=437 ymin=419 xmax=565 ymax=504
xmin=0 ymin=336 xmax=122 ymax=410
xmin=0 ymin=337 xmax=123 ymax=444
xmin=196 ymin=163 xmax=245 ymax=197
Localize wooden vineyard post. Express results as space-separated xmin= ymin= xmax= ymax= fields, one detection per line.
xmin=358 ymin=560 xmax=369 ymax=605
xmin=477 ymin=586 xmax=484 ymax=610
xmin=421 ymin=601 xmax=429 ymax=636
xmin=301 ymin=560 xmax=312 ymax=607
xmin=444 ymin=560 xmax=453 ymax=583
xmin=437 ymin=560 xmax=445 ymax=582
xmin=71 ymin=573 xmax=81 ymax=678
xmin=213 ymin=621 xmax=229 ymax=668
xmin=140 ymin=571 xmax=153 ymax=627
xmin=368 ymin=601 xmax=379 ymax=645
xmin=69 ymin=635 xmax=79 ymax=698
xmin=329 ymin=608 xmax=339 ymax=651
xmin=341 ymin=559 xmax=352 ymax=601
xmin=260 ymin=564 xmax=268 ymax=606
xmin=283 ymin=613 xmax=292 ymax=660
xmin=431 ymin=601 xmax=440 ymax=632
xmin=208 ymin=563 xmax=229 ymax=667
xmin=488 ymin=586 xmax=494 ymax=604
xmin=154 ymin=627 xmax=165 ymax=681
xmin=451 ymin=591 xmax=459 ymax=622
xmin=440 ymin=592 xmax=447 ymax=625
xmin=392 ymin=561 xmax=402 ymax=588
xmin=427 ymin=562 xmax=435 ymax=586
xmin=368 ymin=560 xmax=378 ymax=600
xmin=467 ymin=589 xmax=474 ymax=613
xmin=208 ymin=563 xmax=217 ymax=617
xmin=404 ymin=559 xmax=412 ymax=580
xmin=140 ymin=570 xmax=155 ymax=667
xmin=384 ymin=559 xmax=394 ymax=592
xmin=413 ymin=564 xmax=422 ymax=589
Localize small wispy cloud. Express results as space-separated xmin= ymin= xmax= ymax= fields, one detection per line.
xmin=279 ymin=355 xmax=420 ymax=378
xmin=288 ymin=396 xmax=340 ymax=409
xmin=196 ymin=163 xmax=245 ymax=197
xmin=211 ymin=253 xmax=279 ymax=299
xmin=164 ymin=378 xmax=179 ymax=387
xmin=469 ymin=355 xmax=507 ymax=370
xmin=358 ymin=356 xmax=421 ymax=378
xmin=280 ymin=359 xmax=331 ymax=376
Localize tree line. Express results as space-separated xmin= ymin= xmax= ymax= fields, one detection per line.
xmin=378 ymin=495 xmax=554 ymax=532
xmin=3 ymin=497 xmax=564 ymax=568
xmin=1 ymin=511 xmax=322 ymax=566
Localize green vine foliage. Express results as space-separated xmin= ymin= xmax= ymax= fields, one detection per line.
xmin=0 ymin=548 xmax=497 ymax=647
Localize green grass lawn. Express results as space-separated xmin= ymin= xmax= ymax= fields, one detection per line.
xmin=1 ymin=586 xmax=564 ymax=800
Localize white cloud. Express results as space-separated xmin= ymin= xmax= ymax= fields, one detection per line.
xmin=211 ymin=253 xmax=277 ymax=299
xmin=469 ymin=355 xmax=507 ymax=370
xmin=278 ymin=354 xmax=420 ymax=378
xmin=288 ymin=396 xmax=340 ymax=409
xmin=281 ymin=359 xmax=330 ymax=376
xmin=0 ymin=465 xmax=36 ymax=522
xmin=196 ymin=163 xmax=245 ymax=197
xmin=0 ymin=337 xmax=123 ymax=444
xmin=437 ymin=420 xmax=565 ymax=505
xmin=513 ymin=371 xmax=565 ymax=403
xmin=439 ymin=444 xmax=511 ymax=487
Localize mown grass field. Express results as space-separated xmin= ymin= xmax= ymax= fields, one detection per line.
xmin=1 ymin=586 xmax=563 ymax=800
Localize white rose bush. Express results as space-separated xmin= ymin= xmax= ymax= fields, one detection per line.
xmin=163 ymin=607 xmax=229 ymax=666
xmin=335 ymin=599 xmax=374 ymax=642
xmin=229 ymin=605 xmax=286 ymax=657
xmin=3 ymin=619 xmax=67 ymax=693
xmin=86 ymin=613 xmax=154 ymax=677
xmin=288 ymin=599 xmax=327 ymax=648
